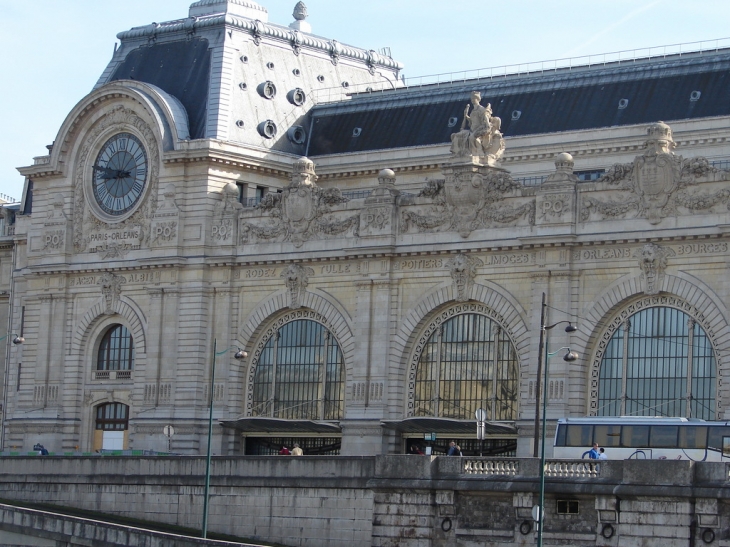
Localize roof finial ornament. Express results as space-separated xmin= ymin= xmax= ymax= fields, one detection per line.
xmin=289 ymin=1 xmax=311 ymax=33
xmin=293 ymin=2 xmax=307 ymax=20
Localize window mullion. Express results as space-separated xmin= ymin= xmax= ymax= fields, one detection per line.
xmin=620 ymin=319 xmax=630 ymax=416
xmin=434 ymin=325 xmax=443 ymax=417
xmin=320 ymin=332 xmax=330 ymax=420
xmin=686 ymin=318 xmax=695 ymax=418
xmin=491 ymin=326 xmax=500 ymax=420
xmin=271 ymin=330 xmax=280 ymax=417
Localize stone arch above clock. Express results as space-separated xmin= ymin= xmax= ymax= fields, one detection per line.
xmin=47 ymin=82 xmax=190 ymax=256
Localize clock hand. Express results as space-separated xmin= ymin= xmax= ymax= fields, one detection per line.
xmin=93 ymin=166 xmax=117 ymax=180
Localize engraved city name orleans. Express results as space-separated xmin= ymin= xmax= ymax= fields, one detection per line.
xmin=574 ymin=248 xmax=631 ymax=260
xmin=573 ymin=243 xmax=727 ymax=261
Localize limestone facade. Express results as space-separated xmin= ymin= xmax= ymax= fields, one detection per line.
xmin=2 ymin=1 xmax=730 ymax=457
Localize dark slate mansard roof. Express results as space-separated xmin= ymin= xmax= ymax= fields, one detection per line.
xmin=307 ymin=48 xmax=730 ymax=156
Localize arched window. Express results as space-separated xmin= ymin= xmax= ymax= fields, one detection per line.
xmin=414 ymin=313 xmax=518 ymax=421
xmin=95 ymin=403 xmax=129 ymax=431
xmin=97 ymin=325 xmax=134 ymax=371
xmin=598 ymin=306 xmax=716 ymax=419
xmin=252 ymin=319 xmax=345 ymax=420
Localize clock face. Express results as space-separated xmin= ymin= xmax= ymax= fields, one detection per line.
xmin=92 ymin=133 xmax=148 ymax=216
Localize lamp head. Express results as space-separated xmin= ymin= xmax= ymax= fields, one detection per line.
xmin=12 ymin=335 xmax=24 ymax=345
xmin=234 ymin=349 xmax=248 ymax=360
xmin=563 ymin=349 xmax=578 ymax=362
xmin=564 ymin=323 xmax=577 ymax=333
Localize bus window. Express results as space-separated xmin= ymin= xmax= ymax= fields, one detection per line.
xmin=555 ymin=424 xmax=567 ymax=447
xmin=566 ymin=425 xmax=593 ymax=447
xmin=621 ymin=425 xmax=649 ymax=447
xmin=594 ymin=424 xmax=621 ymax=447
xmin=650 ymin=426 xmax=679 ymax=448
xmin=708 ymin=426 xmax=730 ymax=453
xmin=678 ymin=426 xmax=707 ymax=449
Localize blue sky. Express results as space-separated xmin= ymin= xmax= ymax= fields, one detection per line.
xmin=2 ymin=0 xmax=729 ymax=200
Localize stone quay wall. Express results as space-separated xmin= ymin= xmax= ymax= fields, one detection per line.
xmin=0 ymin=455 xmax=729 ymax=547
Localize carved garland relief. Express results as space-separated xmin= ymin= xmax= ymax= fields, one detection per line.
xmin=239 ymin=157 xmax=359 ymax=247
xmin=581 ymin=122 xmax=730 ymax=224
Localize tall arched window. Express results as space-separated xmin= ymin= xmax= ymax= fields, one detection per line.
xmin=97 ymin=325 xmax=134 ymax=371
xmin=414 ymin=313 xmax=518 ymax=421
xmin=252 ymin=319 xmax=345 ymax=420
xmin=598 ymin=306 xmax=716 ymax=419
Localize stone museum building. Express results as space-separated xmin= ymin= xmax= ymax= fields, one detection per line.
xmin=2 ymin=0 xmax=730 ymax=458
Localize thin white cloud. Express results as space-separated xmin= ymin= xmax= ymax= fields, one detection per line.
xmin=564 ymin=0 xmax=663 ymax=57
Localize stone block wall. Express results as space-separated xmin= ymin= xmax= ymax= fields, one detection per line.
xmin=1 ymin=455 xmax=730 ymax=547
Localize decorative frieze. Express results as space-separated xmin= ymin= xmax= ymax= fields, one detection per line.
xmin=239 ymin=157 xmax=359 ymax=248
xmin=581 ymin=122 xmax=730 ymax=224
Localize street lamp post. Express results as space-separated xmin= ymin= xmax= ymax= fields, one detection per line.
xmin=1 ymin=333 xmax=24 ymax=453
xmin=536 ymin=345 xmax=578 ymax=547
xmin=533 ymin=293 xmax=576 ymax=457
xmin=201 ymin=339 xmax=247 ymax=539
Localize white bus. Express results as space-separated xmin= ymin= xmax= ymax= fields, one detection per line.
xmin=553 ymin=416 xmax=730 ymax=461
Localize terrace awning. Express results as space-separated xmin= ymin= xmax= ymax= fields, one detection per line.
xmin=380 ymin=417 xmax=516 ymax=436
xmin=219 ymin=417 xmax=342 ymax=434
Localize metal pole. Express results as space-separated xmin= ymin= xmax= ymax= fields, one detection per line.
xmin=202 ymin=338 xmax=216 ymax=538
xmin=537 ymin=335 xmax=550 ymax=547
xmin=533 ymin=292 xmax=546 ymax=457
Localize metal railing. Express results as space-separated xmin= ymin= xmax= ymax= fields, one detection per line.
xmin=93 ymin=370 xmax=132 ymax=381
xmin=313 ymin=37 xmax=730 ymax=104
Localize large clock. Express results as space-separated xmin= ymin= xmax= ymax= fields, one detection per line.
xmin=92 ymin=132 xmax=148 ymax=216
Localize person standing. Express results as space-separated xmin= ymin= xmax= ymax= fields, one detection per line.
xmin=598 ymin=447 xmax=607 ymax=460
xmin=447 ymin=441 xmax=461 ymax=456
xmin=588 ymin=442 xmax=600 ymax=459
xmin=291 ymin=443 xmax=303 ymax=456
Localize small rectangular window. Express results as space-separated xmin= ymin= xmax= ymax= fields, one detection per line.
xmin=650 ymin=425 xmax=679 ymax=448
xmin=621 ymin=425 xmax=649 ymax=447
xmin=594 ymin=424 xmax=622 ymax=447
xmin=16 ymin=363 xmax=21 ymax=391
xmin=555 ymin=424 xmax=567 ymax=447
xmin=556 ymin=500 xmax=579 ymax=514
xmin=566 ymin=425 xmax=593 ymax=447
xmin=679 ymin=426 xmax=707 ymax=449
xmin=708 ymin=426 xmax=730 ymax=452
xmin=575 ymin=169 xmax=605 ymax=181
